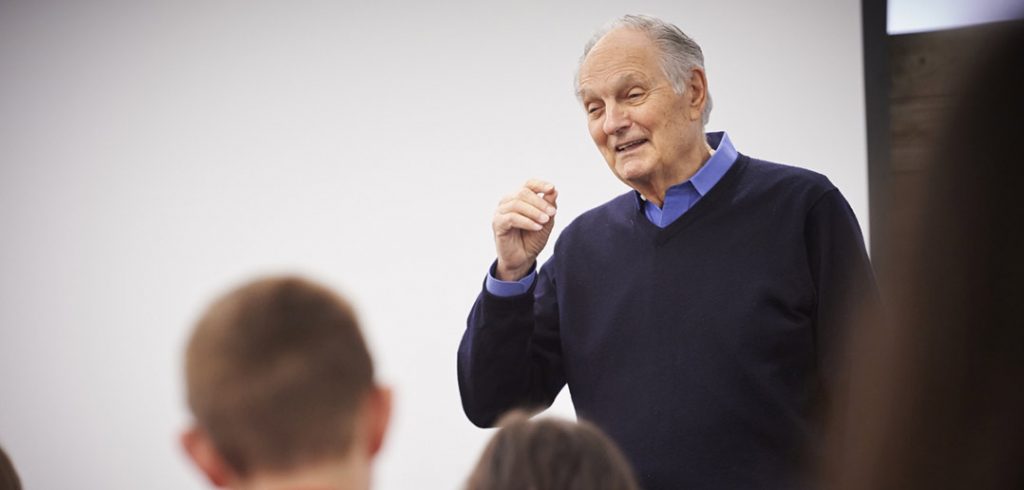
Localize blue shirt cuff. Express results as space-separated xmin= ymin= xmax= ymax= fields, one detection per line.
xmin=485 ymin=264 xmax=537 ymax=297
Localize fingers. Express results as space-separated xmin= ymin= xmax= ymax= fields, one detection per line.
xmin=493 ymin=179 xmax=559 ymax=233
xmin=494 ymin=210 xmax=545 ymax=232
xmin=499 ymin=182 xmax=557 ymax=212
xmin=497 ymin=198 xmax=551 ymax=227
xmin=541 ymin=187 xmax=558 ymax=207
xmin=524 ymin=179 xmax=555 ymax=195
xmin=524 ymin=180 xmax=558 ymax=210
xmin=527 ymin=180 xmax=558 ymax=209
xmin=519 ymin=186 xmax=558 ymax=217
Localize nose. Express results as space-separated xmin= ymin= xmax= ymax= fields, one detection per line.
xmin=602 ymin=103 xmax=631 ymax=136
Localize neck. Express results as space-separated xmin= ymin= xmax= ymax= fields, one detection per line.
xmin=637 ymin=137 xmax=714 ymax=207
xmin=234 ymin=454 xmax=370 ymax=490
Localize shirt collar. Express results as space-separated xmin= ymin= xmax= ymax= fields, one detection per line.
xmin=632 ymin=131 xmax=739 ymax=209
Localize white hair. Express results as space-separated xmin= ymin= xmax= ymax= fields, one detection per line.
xmin=576 ymin=14 xmax=713 ymax=125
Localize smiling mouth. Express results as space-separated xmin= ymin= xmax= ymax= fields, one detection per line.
xmin=615 ymin=139 xmax=648 ymax=153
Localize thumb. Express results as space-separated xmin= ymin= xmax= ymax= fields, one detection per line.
xmin=542 ymin=188 xmax=558 ymax=207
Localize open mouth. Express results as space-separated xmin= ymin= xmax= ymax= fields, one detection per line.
xmin=615 ymin=139 xmax=648 ymax=153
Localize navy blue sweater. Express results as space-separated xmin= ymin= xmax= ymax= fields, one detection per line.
xmin=458 ymin=155 xmax=876 ymax=489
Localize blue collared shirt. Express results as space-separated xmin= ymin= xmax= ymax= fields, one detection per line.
xmin=487 ymin=131 xmax=739 ymax=296
xmin=636 ymin=131 xmax=738 ymax=227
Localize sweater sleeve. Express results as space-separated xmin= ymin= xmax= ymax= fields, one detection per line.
xmin=457 ymin=257 xmax=566 ymax=428
xmin=804 ymin=188 xmax=879 ymax=394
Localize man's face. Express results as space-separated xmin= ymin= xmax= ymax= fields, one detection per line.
xmin=577 ymin=28 xmax=704 ymax=190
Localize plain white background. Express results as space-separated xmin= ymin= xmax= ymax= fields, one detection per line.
xmin=0 ymin=1 xmax=867 ymax=488
xmin=888 ymin=0 xmax=1023 ymax=33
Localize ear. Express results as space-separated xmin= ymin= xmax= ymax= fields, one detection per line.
xmin=686 ymin=67 xmax=709 ymax=122
xmin=181 ymin=426 xmax=233 ymax=488
xmin=364 ymin=385 xmax=393 ymax=457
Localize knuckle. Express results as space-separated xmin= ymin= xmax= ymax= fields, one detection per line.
xmin=495 ymin=215 xmax=511 ymax=230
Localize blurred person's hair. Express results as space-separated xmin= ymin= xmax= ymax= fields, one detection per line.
xmin=0 ymin=445 xmax=22 ymax=490
xmin=182 ymin=276 xmax=384 ymax=481
xmin=466 ymin=410 xmax=640 ymax=490
xmin=824 ymin=20 xmax=1024 ymax=490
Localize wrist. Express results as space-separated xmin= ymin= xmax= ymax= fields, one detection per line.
xmin=496 ymin=261 xmax=533 ymax=281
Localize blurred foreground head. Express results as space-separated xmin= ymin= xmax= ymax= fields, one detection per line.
xmin=825 ymin=20 xmax=1024 ymax=490
xmin=466 ymin=411 xmax=639 ymax=490
xmin=181 ymin=276 xmax=391 ymax=490
xmin=0 ymin=445 xmax=21 ymax=490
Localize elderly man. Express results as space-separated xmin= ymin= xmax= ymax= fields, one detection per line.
xmin=457 ymin=14 xmax=876 ymax=490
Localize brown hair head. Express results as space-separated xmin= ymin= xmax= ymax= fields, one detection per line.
xmin=184 ymin=276 xmax=374 ymax=477
xmin=466 ymin=410 xmax=640 ymax=490
xmin=0 ymin=445 xmax=21 ymax=490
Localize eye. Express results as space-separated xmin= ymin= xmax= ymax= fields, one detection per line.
xmin=627 ymin=90 xmax=644 ymax=99
xmin=587 ymin=104 xmax=603 ymax=115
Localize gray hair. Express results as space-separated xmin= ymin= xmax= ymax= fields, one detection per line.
xmin=576 ymin=14 xmax=713 ymax=126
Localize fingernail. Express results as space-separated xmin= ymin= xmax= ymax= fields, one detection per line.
xmin=547 ymin=207 xmax=557 ymax=215
xmin=539 ymin=214 xmax=549 ymax=223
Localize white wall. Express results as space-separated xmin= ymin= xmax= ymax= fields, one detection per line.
xmin=889 ymin=0 xmax=1023 ymax=34
xmin=0 ymin=1 xmax=867 ymax=488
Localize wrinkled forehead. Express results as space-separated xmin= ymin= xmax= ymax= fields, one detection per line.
xmin=577 ymin=32 xmax=665 ymax=99
xmin=577 ymin=71 xmax=655 ymax=101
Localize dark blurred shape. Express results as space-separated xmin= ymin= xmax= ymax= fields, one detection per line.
xmin=466 ymin=410 xmax=640 ymax=490
xmin=825 ymin=17 xmax=1024 ymax=490
xmin=0 ymin=445 xmax=21 ymax=490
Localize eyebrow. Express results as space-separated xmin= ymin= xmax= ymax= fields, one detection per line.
xmin=578 ymin=73 xmax=650 ymax=101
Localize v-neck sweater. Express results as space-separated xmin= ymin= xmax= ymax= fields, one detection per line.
xmin=458 ymin=154 xmax=876 ymax=490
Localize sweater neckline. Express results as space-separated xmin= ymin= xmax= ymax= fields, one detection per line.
xmin=631 ymin=154 xmax=750 ymax=244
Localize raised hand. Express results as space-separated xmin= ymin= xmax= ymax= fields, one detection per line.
xmin=492 ymin=179 xmax=559 ymax=281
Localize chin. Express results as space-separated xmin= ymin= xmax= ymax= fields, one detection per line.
xmin=616 ymin=160 xmax=652 ymax=182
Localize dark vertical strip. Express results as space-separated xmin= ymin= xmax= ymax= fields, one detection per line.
xmin=862 ymin=0 xmax=889 ymax=265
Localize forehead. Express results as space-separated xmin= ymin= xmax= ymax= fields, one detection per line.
xmin=578 ymin=28 xmax=665 ymax=96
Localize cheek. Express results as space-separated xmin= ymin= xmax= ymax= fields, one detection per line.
xmin=647 ymin=109 xmax=681 ymax=143
xmin=629 ymin=107 xmax=657 ymax=134
xmin=588 ymin=121 xmax=606 ymax=146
